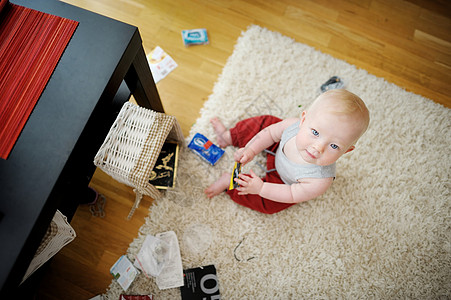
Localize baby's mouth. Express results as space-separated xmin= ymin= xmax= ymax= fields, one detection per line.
xmin=305 ymin=150 xmax=317 ymax=159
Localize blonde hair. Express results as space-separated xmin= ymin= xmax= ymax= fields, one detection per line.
xmin=311 ymin=89 xmax=370 ymax=137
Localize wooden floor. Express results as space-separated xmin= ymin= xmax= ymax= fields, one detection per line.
xmin=36 ymin=0 xmax=450 ymax=299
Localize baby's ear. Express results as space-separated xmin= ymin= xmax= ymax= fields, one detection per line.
xmin=345 ymin=146 xmax=355 ymax=153
xmin=300 ymin=111 xmax=307 ymax=125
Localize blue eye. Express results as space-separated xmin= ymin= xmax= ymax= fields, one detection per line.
xmin=330 ymin=144 xmax=339 ymax=150
xmin=312 ymin=129 xmax=319 ymax=136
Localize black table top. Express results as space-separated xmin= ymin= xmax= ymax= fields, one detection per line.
xmin=0 ymin=0 xmax=139 ymax=293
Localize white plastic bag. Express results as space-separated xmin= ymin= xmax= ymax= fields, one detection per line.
xmin=134 ymin=235 xmax=170 ymax=277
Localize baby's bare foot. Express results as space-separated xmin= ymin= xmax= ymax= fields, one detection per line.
xmin=210 ymin=117 xmax=232 ymax=148
xmin=204 ymin=172 xmax=231 ymax=198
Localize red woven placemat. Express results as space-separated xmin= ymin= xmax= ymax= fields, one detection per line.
xmin=0 ymin=2 xmax=78 ymax=159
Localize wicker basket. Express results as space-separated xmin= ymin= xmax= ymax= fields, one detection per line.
xmin=22 ymin=210 xmax=76 ymax=284
xmin=94 ymin=102 xmax=184 ymax=218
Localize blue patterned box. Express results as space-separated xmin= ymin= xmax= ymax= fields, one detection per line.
xmin=188 ymin=133 xmax=224 ymax=165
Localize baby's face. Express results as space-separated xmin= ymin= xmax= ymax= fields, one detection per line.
xmin=295 ymin=109 xmax=362 ymax=166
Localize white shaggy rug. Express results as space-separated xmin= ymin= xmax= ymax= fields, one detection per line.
xmin=105 ymin=25 xmax=450 ymax=299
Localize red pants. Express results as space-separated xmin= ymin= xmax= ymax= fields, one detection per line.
xmin=226 ymin=115 xmax=296 ymax=214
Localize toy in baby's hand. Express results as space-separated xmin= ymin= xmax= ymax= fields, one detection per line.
xmin=229 ymin=162 xmax=241 ymax=190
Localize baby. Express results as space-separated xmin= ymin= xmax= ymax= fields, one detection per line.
xmin=204 ymin=89 xmax=370 ymax=214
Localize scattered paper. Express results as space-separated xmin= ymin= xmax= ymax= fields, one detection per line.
xmin=155 ymin=231 xmax=184 ymax=290
xmin=110 ymin=255 xmax=139 ymax=291
xmin=147 ymin=46 xmax=177 ymax=83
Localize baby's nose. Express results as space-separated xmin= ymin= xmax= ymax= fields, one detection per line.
xmin=312 ymin=142 xmax=325 ymax=154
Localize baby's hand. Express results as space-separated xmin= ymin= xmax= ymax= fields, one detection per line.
xmin=234 ymin=147 xmax=255 ymax=165
xmin=235 ymin=170 xmax=263 ymax=195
